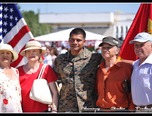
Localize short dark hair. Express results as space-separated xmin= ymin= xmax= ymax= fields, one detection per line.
xmin=69 ymin=28 xmax=86 ymax=39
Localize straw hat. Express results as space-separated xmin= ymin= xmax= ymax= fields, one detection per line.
xmin=0 ymin=44 xmax=18 ymax=62
xmin=20 ymin=40 xmax=46 ymax=56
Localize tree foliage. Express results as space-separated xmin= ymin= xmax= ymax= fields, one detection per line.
xmin=21 ymin=10 xmax=52 ymax=37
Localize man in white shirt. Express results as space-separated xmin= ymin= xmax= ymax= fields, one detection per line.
xmin=129 ymin=32 xmax=152 ymax=112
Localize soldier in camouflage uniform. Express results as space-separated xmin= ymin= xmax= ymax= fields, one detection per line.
xmin=54 ymin=28 xmax=103 ymax=112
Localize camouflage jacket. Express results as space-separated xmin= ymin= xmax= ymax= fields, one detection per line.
xmin=54 ymin=48 xmax=103 ymax=112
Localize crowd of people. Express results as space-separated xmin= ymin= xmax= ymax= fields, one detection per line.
xmin=0 ymin=27 xmax=152 ymax=113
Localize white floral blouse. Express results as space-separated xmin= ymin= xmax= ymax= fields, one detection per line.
xmin=0 ymin=67 xmax=22 ymax=113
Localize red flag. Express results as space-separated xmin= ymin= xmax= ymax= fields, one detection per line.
xmin=118 ymin=3 xmax=152 ymax=61
xmin=1 ymin=3 xmax=33 ymax=68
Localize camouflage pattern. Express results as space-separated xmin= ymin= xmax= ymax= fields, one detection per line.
xmin=54 ymin=48 xmax=103 ymax=112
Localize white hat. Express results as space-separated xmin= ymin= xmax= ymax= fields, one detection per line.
xmin=44 ymin=42 xmax=52 ymax=47
xmin=0 ymin=44 xmax=18 ymax=62
xmin=129 ymin=32 xmax=152 ymax=44
xmin=20 ymin=40 xmax=46 ymax=56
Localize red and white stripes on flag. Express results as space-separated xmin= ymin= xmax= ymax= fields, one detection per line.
xmin=0 ymin=3 xmax=33 ymax=68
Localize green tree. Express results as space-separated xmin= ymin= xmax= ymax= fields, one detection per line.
xmin=21 ymin=10 xmax=52 ymax=37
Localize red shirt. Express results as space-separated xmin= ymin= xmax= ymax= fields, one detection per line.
xmin=18 ymin=63 xmax=58 ymax=112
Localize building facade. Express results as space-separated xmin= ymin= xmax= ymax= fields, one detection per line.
xmin=38 ymin=12 xmax=135 ymax=40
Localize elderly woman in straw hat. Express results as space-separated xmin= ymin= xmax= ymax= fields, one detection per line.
xmin=17 ymin=40 xmax=58 ymax=112
xmin=0 ymin=43 xmax=22 ymax=113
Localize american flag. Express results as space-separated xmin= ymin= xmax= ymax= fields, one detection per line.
xmin=0 ymin=3 xmax=34 ymax=68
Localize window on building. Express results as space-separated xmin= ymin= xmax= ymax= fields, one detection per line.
xmin=121 ymin=26 xmax=123 ymax=39
xmin=116 ymin=26 xmax=119 ymax=38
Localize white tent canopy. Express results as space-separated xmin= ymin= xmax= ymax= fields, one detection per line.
xmin=34 ymin=28 xmax=105 ymax=42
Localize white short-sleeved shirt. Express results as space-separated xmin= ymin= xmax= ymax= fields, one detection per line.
xmin=131 ymin=53 xmax=152 ymax=106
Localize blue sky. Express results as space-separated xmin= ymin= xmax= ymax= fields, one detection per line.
xmin=18 ymin=3 xmax=141 ymax=14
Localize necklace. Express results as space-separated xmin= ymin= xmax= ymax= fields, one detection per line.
xmin=104 ymin=63 xmax=110 ymax=70
xmin=105 ymin=66 xmax=110 ymax=70
xmin=24 ymin=63 xmax=40 ymax=74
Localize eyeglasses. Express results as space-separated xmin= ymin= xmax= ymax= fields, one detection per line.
xmin=102 ymin=46 xmax=114 ymax=50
